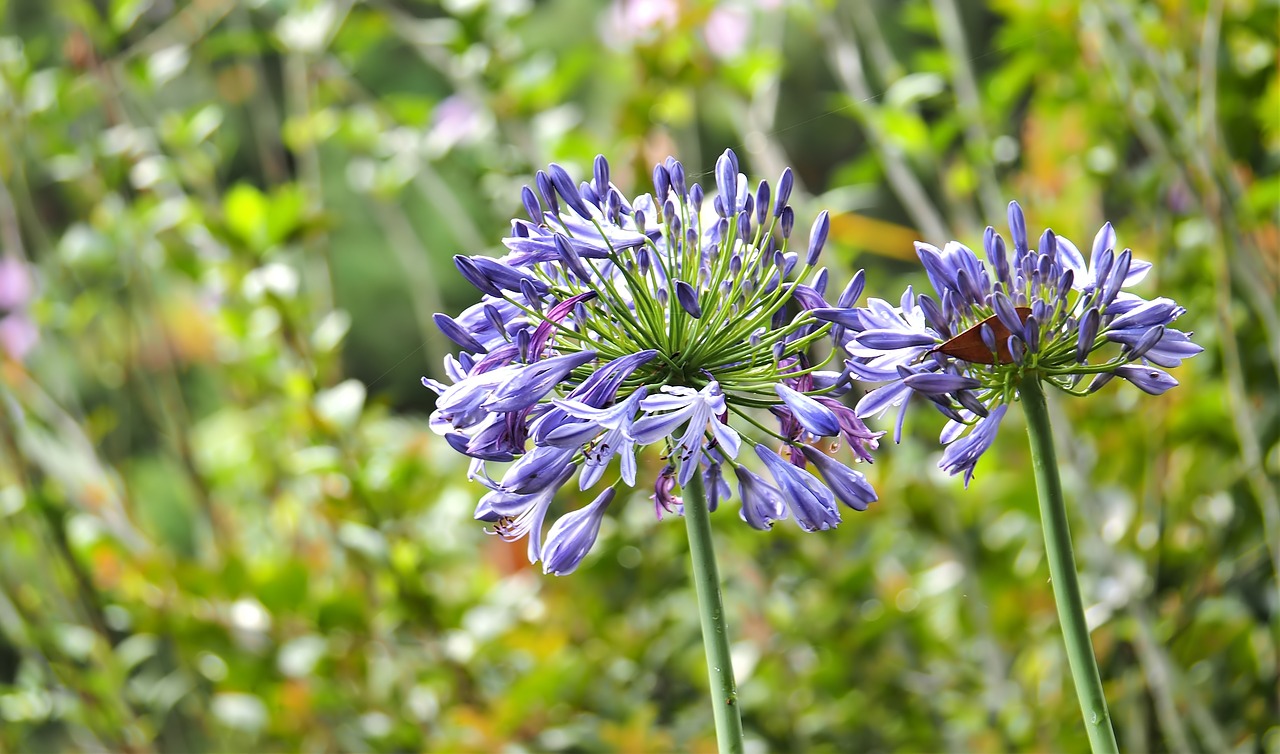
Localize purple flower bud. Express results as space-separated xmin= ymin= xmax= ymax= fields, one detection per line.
xmin=689 ymin=183 xmax=704 ymax=212
xmin=1108 ymin=296 xmax=1179 ymax=331
xmin=1123 ymin=325 xmax=1166 ymax=361
xmin=810 ymin=307 xmax=864 ymax=328
xmin=541 ymin=488 xmax=615 ymax=576
xmin=579 ymin=181 xmax=598 ymax=207
xmin=433 ymin=313 xmax=486 ymax=353
xmin=704 ymin=461 xmax=730 ymax=513
xmin=667 ymin=157 xmax=686 ymax=199
xmin=755 ymin=180 xmax=770 ymax=225
xmin=774 ymin=168 xmax=794 ymax=216
xmin=606 ymin=188 xmax=624 ymax=222
xmin=715 ymin=149 xmax=738 ymax=216
xmin=547 ymin=163 xmax=594 ymax=220
xmin=755 ymin=444 xmax=840 ymax=531
xmin=917 ymin=293 xmax=949 ymax=337
xmin=775 ymin=384 xmax=841 ymax=436
xmin=856 ymin=330 xmax=937 ymax=350
xmin=813 ymin=267 xmax=829 ymax=296
xmin=1008 ymin=201 xmax=1028 ymax=259
xmin=979 ymin=322 xmax=997 ymax=353
xmin=1039 ymin=228 xmax=1058 ymax=259
xmin=593 ymin=154 xmax=610 ymax=197
xmin=1088 ymin=372 xmax=1115 ymax=393
xmin=482 ymin=303 xmax=506 ymax=336
xmin=954 ymin=268 xmax=981 ymax=305
xmin=674 ymin=280 xmax=702 ymax=318
xmin=806 ymin=210 xmax=830 ymax=265
xmin=521 ymin=185 xmax=542 ymax=223
xmin=653 ymin=164 xmax=671 ymax=204
xmin=454 ymin=255 xmax=502 ymax=297
xmin=902 ymin=372 xmax=982 ymax=395
xmin=799 ymin=446 xmax=877 ymax=511
xmin=470 ymin=256 xmax=549 ymax=296
xmin=1091 ymin=248 xmax=1114 ymax=293
xmin=989 ymin=232 xmax=1010 ymax=286
xmin=1090 ymin=221 xmax=1116 ymax=272
xmin=1022 ymin=314 xmax=1040 ymax=353
xmin=1056 ymin=268 xmax=1075 ymax=302
xmin=553 ymin=234 xmax=593 ymax=283
xmin=737 ymin=209 xmax=752 ymax=241
xmin=955 ymin=389 xmax=989 ymax=418
xmin=1070 ymin=307 xmax=1098 ymax=364
xmin=1007 ymin=336 xmax=1023 ymax=364
xmin=735 ymin=465 xmax=787 ymax=530
xmin=483 ymin=350 xmax=598 ymax=412
xmin=836 ymin=270 xmax=866 ymax=308
xmin=992 ymin=291 xmax=1025 ymax=338
xmin=1099 ymin=249 xmax=1131 ymax=309
xmin=519 ymin=279 xmax=543 ymax=312
xmin=535 ymin=170 xmax=559 ymax=217
xmin=1116 ymin=364 xmax=1178 ymax=395
xmin=779 ymin=205 xmax=794 ymax=239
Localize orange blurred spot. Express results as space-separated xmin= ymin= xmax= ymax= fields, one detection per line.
xmin=828 ymin=212 xmax=922 ymax=261
xmin=91 ymin=547 xmax=122 ymax=590
xmin=216 ymin=64 xmax=258 ymax=106
xmin=280 ymin=679 xmax=313 ymax=719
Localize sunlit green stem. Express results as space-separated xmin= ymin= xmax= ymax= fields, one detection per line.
xmin=682 ymin=472 xmax=745 ymax=754
xmin=1020 ymin=373 xmax=1119 ymax=753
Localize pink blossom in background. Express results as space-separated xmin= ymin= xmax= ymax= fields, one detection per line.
xmin=0 ymin=314 xmax=37 ymax=360
xmin=704 ymin=5 xmax=752 ymax=60
xmin=0 ymin=257 xmax=32 ymax=310
xmin=601 ymin=0 xmax=679 ymax=48
xmin=427 ymin=95 xmax=487 ymax=154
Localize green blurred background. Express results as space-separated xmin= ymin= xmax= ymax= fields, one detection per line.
xmin=0 ymin=0 xmax=1276 ymax=751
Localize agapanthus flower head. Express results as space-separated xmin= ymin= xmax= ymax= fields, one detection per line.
xmin=427 ymin=150 xmax=881 ymax=573
xmin=826 ymin=202 xmax=1201 ymax=485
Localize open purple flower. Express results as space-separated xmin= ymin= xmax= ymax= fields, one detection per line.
xmin=426 ymin=150 xmax=881 ymax=574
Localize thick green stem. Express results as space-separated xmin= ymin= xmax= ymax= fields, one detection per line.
xmin=1020 ymin=374 xmax=1119 ymax=753
xmin=682 ymin=472 xmax=745 ymax=754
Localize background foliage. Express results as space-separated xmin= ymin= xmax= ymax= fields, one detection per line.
xmin=0 ymin=0 xmax=1277 ymax=751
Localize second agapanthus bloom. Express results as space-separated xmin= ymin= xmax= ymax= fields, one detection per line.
xmin=821 ymin=201 xmax=1201 ymax=484
xmin=427 ymin=150 xmax=880 ymax=574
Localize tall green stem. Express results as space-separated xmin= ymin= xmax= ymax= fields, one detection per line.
xmin=682 ymin=472 xmax=745 ymax=754
xmin=1020 ymin=374 xmax=1119 ymax=753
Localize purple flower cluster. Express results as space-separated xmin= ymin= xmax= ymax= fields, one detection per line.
xmin=820 ymin=202 xmax=1201 ymax=485
xmin=426 ymin=150 xmax=881 ymax=574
